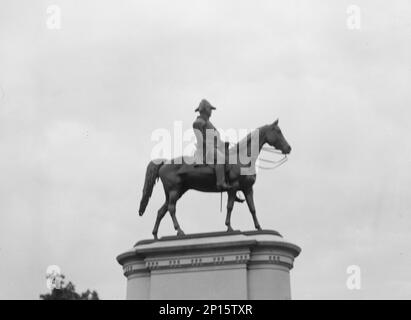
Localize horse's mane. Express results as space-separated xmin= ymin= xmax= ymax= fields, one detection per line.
xmin=229 ymin=125 xmax=267 ymax=155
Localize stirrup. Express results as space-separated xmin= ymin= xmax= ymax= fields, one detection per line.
xmin=216 ymin=183 xmax=232 ymax=191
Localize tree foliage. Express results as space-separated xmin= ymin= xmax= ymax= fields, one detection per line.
xmin=40 ymin=275 xmax=99 ymax=300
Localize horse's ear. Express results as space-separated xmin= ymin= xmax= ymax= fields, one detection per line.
xmin=273 ymin=119 xmax=279 ymax=126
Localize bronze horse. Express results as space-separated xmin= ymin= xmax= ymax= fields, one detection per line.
xmin=138 ymin=119 xmax=291 ymax=239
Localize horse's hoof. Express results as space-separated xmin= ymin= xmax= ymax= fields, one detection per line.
xmin=226 ymin=226 xmax=234 ymax=232
xmin=177 ymin=230 xmax=185 ymax=237
xmin=255 ymin=225 xmax=262 ymax=231
xmin=153 ymin=234 xmax=158 ymax=240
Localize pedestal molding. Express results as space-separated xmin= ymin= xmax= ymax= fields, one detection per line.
xmin=117 ymin=230 xmax=301 ymax=300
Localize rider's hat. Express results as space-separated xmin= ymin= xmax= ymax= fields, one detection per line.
xmin=195 ymin=99 xmax=216 ymax=113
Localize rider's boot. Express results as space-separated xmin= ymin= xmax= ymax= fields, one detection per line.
xmin=216 ymin=164 xmax=232 ymax=191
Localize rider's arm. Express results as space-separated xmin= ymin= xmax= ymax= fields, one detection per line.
xmin=193 ymin=117 xmax=207 ymax=135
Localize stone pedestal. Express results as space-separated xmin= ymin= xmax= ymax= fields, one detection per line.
xmin=116 ymin=230 xmax=301 ymax=300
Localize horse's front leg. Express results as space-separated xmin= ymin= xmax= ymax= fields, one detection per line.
xmin=225 ymin=190 xmax=236 ymax=232
xmin=244 ymin=188 xmax=261 ymax=230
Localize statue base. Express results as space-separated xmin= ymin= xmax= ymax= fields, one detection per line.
xmin=116 ymin=230 xmax=301 ymax=300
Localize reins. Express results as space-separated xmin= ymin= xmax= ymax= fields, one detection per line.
xmin=259 ymin=146 xmax=288 ymax=170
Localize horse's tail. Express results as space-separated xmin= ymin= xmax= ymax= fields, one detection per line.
xmin=138 ymin=159 xmax=165 ymax=216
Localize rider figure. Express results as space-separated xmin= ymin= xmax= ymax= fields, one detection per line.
xmin=193 ymin=99 xmax=231 ymax=191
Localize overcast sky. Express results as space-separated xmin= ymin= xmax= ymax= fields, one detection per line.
xmin=1 ymin=0 xmax=410 ymax=299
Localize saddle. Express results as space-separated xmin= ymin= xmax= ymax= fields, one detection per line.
xmin=177 ymin=142 xmax=231 ymax=176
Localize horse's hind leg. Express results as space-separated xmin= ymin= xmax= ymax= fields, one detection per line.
xmin=152 ymin=201 xmax=168 ymax=240
xmin=168 ymin=190 xmax=185 ymax=237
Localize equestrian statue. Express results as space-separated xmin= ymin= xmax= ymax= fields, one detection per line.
xmin=138 ymin=99 xmax=292 ymax=239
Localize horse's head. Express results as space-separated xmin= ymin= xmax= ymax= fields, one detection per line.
xmin=265 ymin=119 xmax=291 ymax=154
